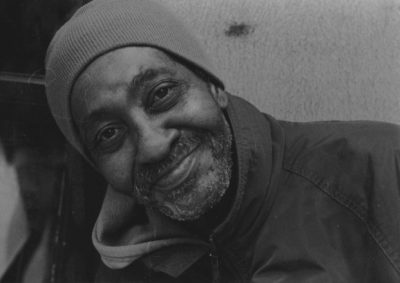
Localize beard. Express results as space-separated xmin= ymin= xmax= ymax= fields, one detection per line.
xmin=133 ymin=115 xmax=233 ymax=221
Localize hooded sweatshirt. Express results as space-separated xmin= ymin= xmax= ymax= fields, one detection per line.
xmin=93 ymin=94 xmax=400 ymax=283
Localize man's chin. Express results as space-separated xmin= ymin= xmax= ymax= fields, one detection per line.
xmin=142 ymin=154 xmax=232 ymax=221
xmin=157 ymin=202 xmax=207 ymax=221
xmin=156 ymin=196 xmax=216 ymax=221
xmin=153 ymin=179 xmax=229 ymax=221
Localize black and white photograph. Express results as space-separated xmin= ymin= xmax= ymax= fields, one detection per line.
xmin=0 ymin=0 xmax=400 ymax=282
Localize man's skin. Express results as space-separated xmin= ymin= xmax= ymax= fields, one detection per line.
xmin=71 ymin=47 xmax=234 ymax=222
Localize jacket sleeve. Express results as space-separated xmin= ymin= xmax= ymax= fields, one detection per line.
xmin=282 ymin=119 xmax=400 ymax=281
xmin=368 ymin=122 xmax=400 ymax=280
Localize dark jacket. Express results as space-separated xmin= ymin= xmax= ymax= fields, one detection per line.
xmin=95 ymin=95 xmax=400 ymax=282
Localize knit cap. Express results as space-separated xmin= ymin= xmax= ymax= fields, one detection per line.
xmin=45 ymin=0 xmax=223 ymax=156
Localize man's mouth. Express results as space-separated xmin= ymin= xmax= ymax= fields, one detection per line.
xmin=151 ymin=146 xmax=200 ymax=192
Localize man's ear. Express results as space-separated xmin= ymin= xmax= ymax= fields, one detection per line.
xmin=210 ymin=84 xmax=229 ymax=109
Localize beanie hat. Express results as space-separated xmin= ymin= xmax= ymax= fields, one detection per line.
xmin=45 ymin=0 xmax=224 ymax=156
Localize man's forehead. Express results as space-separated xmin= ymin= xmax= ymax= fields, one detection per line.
xmin=70 ymin=47 xmax=182 ymax=124
xmin=73 ymin=46 xmax=177 ymax=93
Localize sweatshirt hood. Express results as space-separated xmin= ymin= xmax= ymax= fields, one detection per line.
xmin=92 ymin=188 xmax=206 ymax=270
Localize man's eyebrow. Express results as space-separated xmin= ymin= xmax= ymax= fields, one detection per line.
xmin=81 ymin=109 xmax=112 ymax=129
xmin=128 ymin=67 xmax=177 ymax=91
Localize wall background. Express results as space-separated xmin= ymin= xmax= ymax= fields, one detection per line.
xmin=159 ymin=0 xmax=400 ymax=124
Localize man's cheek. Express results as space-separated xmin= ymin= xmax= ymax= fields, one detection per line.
xmin=100 ymin=160 xmax=133 ymax=193
xmin=184 ymin=107 xmax=224 ymax=131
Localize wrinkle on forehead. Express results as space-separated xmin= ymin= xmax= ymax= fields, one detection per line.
xmin=72 ymin=47 xmax=176 ymax=99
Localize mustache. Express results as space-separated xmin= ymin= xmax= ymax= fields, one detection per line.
xmin=134 ymin=131 xmax=205 ymax=188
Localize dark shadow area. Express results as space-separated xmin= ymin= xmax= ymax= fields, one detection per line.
xmin=0 ymin=0 xmax=107 ymax=282
xmin=0 ymin=80 xmax=106 ymax=282
xmin=0 ymin=0 xmax=90 ymax=75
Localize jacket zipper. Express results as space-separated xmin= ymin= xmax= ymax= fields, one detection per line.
xmin=209 ymin=235 xmax=220 ymax=283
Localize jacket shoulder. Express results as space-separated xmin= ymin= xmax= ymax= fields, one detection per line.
xmin=280 ymin=120 xmax=400 ymax=181
xmin=279 ymin=119 xmax=400 ymax=274
xmin=280 ymin=120 xmax=400 ymax=158
xmin=279 ymin=119 xmax=400 ymax=209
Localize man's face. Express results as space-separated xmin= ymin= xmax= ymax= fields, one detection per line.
xmin=71 ymin=47 xmax=233 ymax=221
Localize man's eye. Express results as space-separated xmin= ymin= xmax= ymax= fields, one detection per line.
xmin=100 ymin=128 xmax=118 ymax=141
xmin=153 ymin=86 xmax=172 ymax=102
xmin=148 ymin=82 xmax=180 ymax=111
xmin=94 ymin=126 xmax=125 ymax=150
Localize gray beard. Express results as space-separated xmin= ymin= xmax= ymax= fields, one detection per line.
xmin=133 ymin=117 xmax=233 ymax=221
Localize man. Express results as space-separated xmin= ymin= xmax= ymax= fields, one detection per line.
xmin=45 ymin=0 xmax=400 ymax=282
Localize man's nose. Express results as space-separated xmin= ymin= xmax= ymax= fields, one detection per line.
xmin=135 ymin=120 xmax=179 ymax=165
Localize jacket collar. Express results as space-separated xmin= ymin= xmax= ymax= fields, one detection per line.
xmin=215 ymin=94 xmax=276 ymax=240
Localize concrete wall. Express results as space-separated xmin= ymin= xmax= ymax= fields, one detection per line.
xmin=159 ymin=0 xmax=400 ymax=123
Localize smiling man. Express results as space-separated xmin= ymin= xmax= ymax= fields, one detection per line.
xmin=45 ymin=0 xmax=400 ymax=282
xmin=71 ymin=47 xmax=233 ymax=222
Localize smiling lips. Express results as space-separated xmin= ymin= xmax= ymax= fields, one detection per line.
xmin=152 ymin=147 xmax=199 ymax=192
